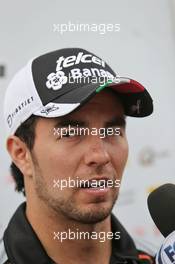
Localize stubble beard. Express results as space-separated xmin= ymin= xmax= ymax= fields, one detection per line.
xmin=32 ymin=154 xmax=119 ymax=224
xmin=34 ymin=174 xmax=119 ymax=224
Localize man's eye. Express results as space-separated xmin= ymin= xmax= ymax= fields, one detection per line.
xmin=104 ymin=127 xmax=121 ymax=137
xmin=62 ymin=132 xmax=76 ymax=138
xmin=61 ymin=129 xmax=81 ymax=138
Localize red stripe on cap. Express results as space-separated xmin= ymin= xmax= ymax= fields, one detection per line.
xmin=111 ymin=79 xmax=145 ymax=93
xmin=138 ymin=254 xmax=153 ymax=263
xmin=130 ymin=79 xmax=145 ymax=91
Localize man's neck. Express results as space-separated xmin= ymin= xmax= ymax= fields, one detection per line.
xmin=26 ymin=201 xmax=112 ymax=264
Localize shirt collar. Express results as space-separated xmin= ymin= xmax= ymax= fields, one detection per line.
xmin=110 ymin=214 xmax=139 ymax=263
xmin=4 ymin=202 xmax=54 ymax=264
xmin=4 ymin=202 xmax=139 ymax=264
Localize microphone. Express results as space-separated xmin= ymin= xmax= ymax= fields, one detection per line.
xmin=147 ymin=183 xmax=175 ymax=264
xmin=147 ymin=183 xmax=175 ymax=237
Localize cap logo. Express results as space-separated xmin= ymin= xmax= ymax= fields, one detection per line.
xmin=6 ymin=96 xmax=34 ymax=128
xmin=56 ymin=52 xmax=105 ymax=71
xmin=130 ymin=99 xmax=141 ymax=114
xmin=40 ymin=103 xmax=60 ymax=115
xmin=46 ymin=71 xmax=68 ymax=90
xmin=45 ymin=51 xmax=114 ymax=91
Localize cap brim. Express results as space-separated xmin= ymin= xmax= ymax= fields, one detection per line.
xmin=33 ymin=77 xmax=153 ymax=118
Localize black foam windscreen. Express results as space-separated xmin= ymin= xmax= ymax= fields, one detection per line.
xmin=147 ymin=183 xmax=175 ymax=237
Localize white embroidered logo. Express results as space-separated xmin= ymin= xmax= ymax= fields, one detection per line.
xmin=46 ymin=71 xmax=68 ymax=90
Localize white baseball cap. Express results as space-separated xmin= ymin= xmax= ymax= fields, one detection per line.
xmin=3 ymin=47 xmax=153 ymax=136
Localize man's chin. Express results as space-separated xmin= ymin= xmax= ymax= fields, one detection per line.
xmin=72 ymin=206 xmax=112 ymax=224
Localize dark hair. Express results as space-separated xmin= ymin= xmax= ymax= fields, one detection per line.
xmin=10 ymin=115 xmax=38 ymax=196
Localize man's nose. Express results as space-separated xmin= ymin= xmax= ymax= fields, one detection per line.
xmin=84 ymin=135 xmax=111 ymax=167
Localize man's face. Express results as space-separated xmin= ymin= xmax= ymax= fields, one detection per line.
xmin=30 ymin=90 xmax=129 ymax=224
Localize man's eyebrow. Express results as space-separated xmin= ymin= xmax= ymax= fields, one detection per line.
xmin=54 ymin=118 xmax=87 ymax=127
xmin=105 ymin=117 xmax=126 ymax=128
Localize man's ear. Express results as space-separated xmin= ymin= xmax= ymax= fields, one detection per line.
xmin=6 ymin=136 xmax=33 ymax=177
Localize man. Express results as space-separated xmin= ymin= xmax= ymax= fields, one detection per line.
xmin=1 ymin=48 xmax=154 ymax=264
